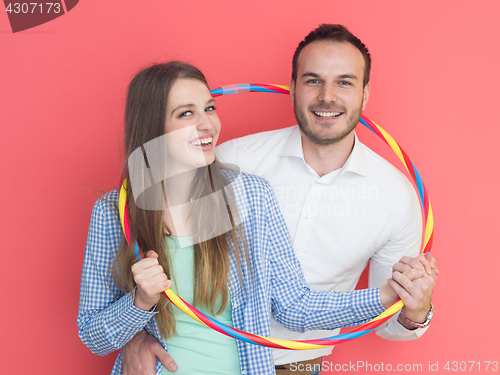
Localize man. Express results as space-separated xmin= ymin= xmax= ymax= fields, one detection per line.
xmin=121 ymin=24 xmax=438 ymax=374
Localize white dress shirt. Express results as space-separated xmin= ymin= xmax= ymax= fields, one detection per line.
xmin=216 ymin=125 xmax=428 ymax=365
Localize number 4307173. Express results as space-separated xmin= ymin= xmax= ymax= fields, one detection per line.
xmin=444 ymin=361 xmax=498 ymax=371
xmin=5 ymin=3 xmax=61 ymax=14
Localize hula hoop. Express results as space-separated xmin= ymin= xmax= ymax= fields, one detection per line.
xmin=117 ymin=83 xmax=433 ymax=349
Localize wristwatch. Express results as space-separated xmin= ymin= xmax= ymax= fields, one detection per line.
xmin=400 ymin=303 xmax=434 ymax=328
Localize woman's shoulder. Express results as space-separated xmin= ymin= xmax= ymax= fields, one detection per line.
xmin=219 ymin=164 xmax=272 ymax=195
xmin=222 ymin=172 xmax=276 ymax=222
xmin=85 ymin=189 xmax=122 ymax=257
xmin=91 ymin=188 xmax=120 ymax=222
xmin=101 ymin=188 xmax=120 ymax=201
xmin=230 ymin=170 xmax=272 ymax=194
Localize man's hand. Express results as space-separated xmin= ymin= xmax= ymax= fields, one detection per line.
xmin=122 ymin=330 xmax=177 ymax=374
xmin=389 ymin=253 xmax=439 ymax=329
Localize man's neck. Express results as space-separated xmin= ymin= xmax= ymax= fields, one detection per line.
xmin=301 ymin=131 xmax=355 ymax=177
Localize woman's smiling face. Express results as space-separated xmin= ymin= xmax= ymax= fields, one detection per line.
xmin=164 ymin=78 xmax=221 ymax=174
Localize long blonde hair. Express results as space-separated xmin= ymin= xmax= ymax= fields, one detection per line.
xmin=112 ymin=61 xmax=248 ymax=339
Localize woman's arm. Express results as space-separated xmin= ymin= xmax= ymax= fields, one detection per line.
xmin=77 ymin=193 xmax=157 ymax=356
xmin=259 ymin=181 xmax=401 ymax=332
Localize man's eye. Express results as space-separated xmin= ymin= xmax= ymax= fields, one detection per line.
xmin=307 ymin=79 xmax=319 ymax=84
xmin=205 ymin=106 xmax=217 ymax=112
xmin=340 ymin=81 xmax=351 ymax=86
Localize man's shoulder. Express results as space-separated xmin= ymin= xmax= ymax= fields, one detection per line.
xmin=358 ymin=141 xmax=415 ymax=191
xmin=217 ymin=126 xmax=296 ymax=159
xmin=224 ymin=126 xmax=296 ymax=147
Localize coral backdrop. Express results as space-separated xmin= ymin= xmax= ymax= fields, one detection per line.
xmin=1 ymin=1 xmax=499 ymax=374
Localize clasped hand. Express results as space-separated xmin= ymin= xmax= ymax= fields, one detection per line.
xmin=132 ymin=250 xmax=172 ymax=311
xmin=389 ymin=253 xmax=439 ymax=326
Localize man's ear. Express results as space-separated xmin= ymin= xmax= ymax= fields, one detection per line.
xmin=361 ymin=81 xmax=371 ymax=111
xmin=290 ymin=79 xmax=295 ymax=107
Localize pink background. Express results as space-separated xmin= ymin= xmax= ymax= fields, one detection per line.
xmin=1 ymin=1 xmax=499 ymax=373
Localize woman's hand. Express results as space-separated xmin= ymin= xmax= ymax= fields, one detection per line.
xmin=379 ymin=267 xmax=424 ymax=309
xmin=132 ymin=250 xmax=172 ymax=311
xmin=380 ymin=253 xmax=439 ymax=320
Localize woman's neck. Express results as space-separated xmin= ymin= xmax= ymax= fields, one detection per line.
xmin=163 ymin=168 xmax=198 ymax=237
xmin=164 ymin=168 xmax=197 ymax=204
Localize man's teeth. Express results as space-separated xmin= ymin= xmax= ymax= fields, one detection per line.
xmin=190 ymin=136 xmax=213 ymax=146
xmin=314 ymin=111 xmax=341 ymax=118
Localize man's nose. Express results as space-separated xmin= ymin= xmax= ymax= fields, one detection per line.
xmin=318 ymin=82 xmax=338 ymax=103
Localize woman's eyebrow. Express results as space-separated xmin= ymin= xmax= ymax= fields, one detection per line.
xmin=172 ymin=98 xmax=215 ymax=115
xmin=171 ymin=103 xmax=195 ymax=115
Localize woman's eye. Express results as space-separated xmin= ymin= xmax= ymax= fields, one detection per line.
xmin=205 ymin=106 xmax=217 ymax=112
xmin=179 ymin=110 xmax=193 ymax=117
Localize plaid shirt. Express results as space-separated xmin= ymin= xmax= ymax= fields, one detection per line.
xmin=78 ymin=172 xmax=385 ymax=375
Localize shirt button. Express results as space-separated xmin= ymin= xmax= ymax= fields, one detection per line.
xmin=242 ymin=371 xmax=247 ymax=374
xmin=294 ymin=248 xmax=299 ymax=254
xmin=304 ymin=214 xmax=310 ymax=220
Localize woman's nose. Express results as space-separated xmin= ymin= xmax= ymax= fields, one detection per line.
xmin=197 ymin=113 xmax=212 ymax=130
xmin=196 ymin=112 xmax=218 ymax=133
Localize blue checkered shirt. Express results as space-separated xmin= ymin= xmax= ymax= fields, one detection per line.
xmin=78 ymin=173 xmax=385 ymax=374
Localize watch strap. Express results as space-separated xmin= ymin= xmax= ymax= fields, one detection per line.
xmin=400 ymin=303 xmax=434 ymax=328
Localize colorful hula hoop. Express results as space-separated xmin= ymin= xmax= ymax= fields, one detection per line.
xmin=118 ymin=83 xmax=434 ymax=350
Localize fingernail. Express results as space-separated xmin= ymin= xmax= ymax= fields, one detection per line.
xmin=169 ymin=363 xmax=177 ymax=371
xmin=418 ymin=269 xmax=423 ymax=276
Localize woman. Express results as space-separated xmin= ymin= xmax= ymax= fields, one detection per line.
xmin=78 ymin=61 xmax=415 ymax=375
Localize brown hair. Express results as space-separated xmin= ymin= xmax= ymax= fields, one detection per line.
xmin=112 ymin=61 xmax=248 ymax=339
xmin=292 ymin=24 xmax=371 ymax=87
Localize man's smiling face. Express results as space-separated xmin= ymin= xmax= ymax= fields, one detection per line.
xmin=291 ymin=40 xmax=370 ymax=146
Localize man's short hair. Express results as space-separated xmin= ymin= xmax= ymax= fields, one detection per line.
xmin=292 ymin=24 xmax=371 ymax=87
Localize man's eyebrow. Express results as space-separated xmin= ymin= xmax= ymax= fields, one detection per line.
xmin=338 ymin=74 xmax=358 ymax=80
xmin=300 ymin=73 xmax=358 ymax=81
xmin=301 ymin=72 xmax=320 ymax=79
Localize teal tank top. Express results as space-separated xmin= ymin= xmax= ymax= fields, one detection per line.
xmin=160 ymin=236 xmax=241 ymax=375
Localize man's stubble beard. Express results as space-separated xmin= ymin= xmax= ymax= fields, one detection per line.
xmin=294 ymin=98 xmax=363 ymax=146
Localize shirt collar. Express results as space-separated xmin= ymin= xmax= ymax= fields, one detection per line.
xmin=342 ymin=133 xmax=368 ymax=177
xmin=277 ymin=126 xmax=368 ymax=178
xmin=277 ymin=125 xmax=303 ymax=158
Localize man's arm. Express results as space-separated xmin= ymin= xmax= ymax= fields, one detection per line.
xmin=371 ymin=182 xmax=438 ymax=340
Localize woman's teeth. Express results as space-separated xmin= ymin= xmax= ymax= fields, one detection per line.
xmin=314 ymin=111 xmax=342 ymax=118
xmin=190 ymin=136 xmax=213 ymax=146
